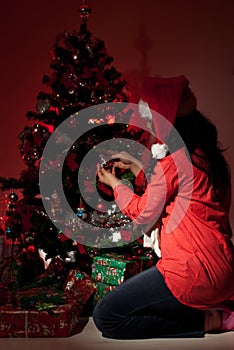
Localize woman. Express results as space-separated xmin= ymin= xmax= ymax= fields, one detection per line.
xmin=93 ymin=75 xmax=234 ymax=339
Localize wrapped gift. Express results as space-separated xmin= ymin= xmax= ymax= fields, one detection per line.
xmin=12 ymin=269 xmax=96 ymax=310
xmin=93 ymin=281 xmax=116 ymax=306
xmin=0 ymin=252 xmax=44 ymax=291
xmin=10 ymin=259 xmax=29 ymax=290
xmin=0 ymin=302 xmax=83 ymax=337
xmin=0 ymin=284 xmax=7 ymax=306
xmin=138 ymin=254 xmax=157 ymax=271
xmin=0 ymin=237 xmax=20 ymax=259
xmin=123 ymin=251 xmax=157 ymax=272
xmin=0 ymin=257 xmax=12 ymax=285
xmin=64 ymin=269 xmax=96 ymax=305
xmin=14 ymin=286 xmax=67 ymax=310
xmin=91 ymin=254 xmax=139 ymax=285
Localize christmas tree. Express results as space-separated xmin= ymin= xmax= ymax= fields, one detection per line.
xmin=0 ymin=1 xmax=147 ymax=265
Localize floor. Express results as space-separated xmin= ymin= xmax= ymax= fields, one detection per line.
xmin=0 ymin=317 xmax=234 ymax=350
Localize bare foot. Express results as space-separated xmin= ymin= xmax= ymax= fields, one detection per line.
xmin=204 ymin=310 xmax=222 ymax=332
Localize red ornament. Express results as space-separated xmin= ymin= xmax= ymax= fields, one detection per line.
xmin=27 ymin=245 xmax=35 ymax=252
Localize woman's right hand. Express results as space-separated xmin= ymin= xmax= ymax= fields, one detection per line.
xmin=111 ymin=151 xmax=142 ymax=177
xmin=97 ymin=167 xmax=120 ymax=189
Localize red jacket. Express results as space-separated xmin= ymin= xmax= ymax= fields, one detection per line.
xmin=114 ymin=147 xmax=234 ymax=309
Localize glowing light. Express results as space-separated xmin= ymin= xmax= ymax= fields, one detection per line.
xmin=88 ymin=118 xmax=104 ymax=124
xmin=106 ymin=114 xmax=115 ymax=124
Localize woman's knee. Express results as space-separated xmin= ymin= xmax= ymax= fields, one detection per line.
xmin=92 ymin=300 xmax=105 ymax=332
xmin=92 ymin=296 xmax=124 ymax=335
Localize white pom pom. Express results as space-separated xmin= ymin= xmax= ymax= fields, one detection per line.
xmin=151 ymin=143 xmax=169 ymax=159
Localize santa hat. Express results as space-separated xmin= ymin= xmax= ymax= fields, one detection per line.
xmin=138 ymin=75 xmax=197 ymax=159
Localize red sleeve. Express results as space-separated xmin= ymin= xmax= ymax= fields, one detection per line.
xmin=134 ymin=169 xmax=147 ymax=195
xmin=113 ymin=156 xmax=178 ymax=226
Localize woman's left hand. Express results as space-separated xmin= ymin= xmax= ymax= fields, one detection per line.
xmin=97 ymin=167 xmax=120 ymax=189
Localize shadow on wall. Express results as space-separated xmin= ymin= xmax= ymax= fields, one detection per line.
xmin=124 ymin=21 xmax=154 ymax=103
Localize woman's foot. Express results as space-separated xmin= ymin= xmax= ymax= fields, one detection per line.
xmin=221 ymin=309 xmax=234 ymax=331
xmin=205 ymin=308 xmax=234 ymax=332
xmin=204 ymin=310 xmax=222 ymax=332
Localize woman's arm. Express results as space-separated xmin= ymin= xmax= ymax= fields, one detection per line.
xmin=98 ymin=156 xmax=178 ymax=229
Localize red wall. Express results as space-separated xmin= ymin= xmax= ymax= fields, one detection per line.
xmin=1 ymin=0 xmax=234 ymax=223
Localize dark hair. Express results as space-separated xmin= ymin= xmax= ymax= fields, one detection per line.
xmin=171 ymin=110 xmax=231 ymax=202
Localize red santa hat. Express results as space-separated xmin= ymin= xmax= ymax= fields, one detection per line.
xmin=138 ymin=75 xmax=197 ymax=159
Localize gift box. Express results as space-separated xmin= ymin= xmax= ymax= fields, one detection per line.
xmin=0 ymin=257 xmax=12 ymax=285
xmin=126 ymin=253 xmax=157 ymax=272
xmin=0 ymin=284 xmax=7 ymax=306
xmin=0 ymin=268 xmax=96 ymax=337
xmin=91 ymin=254 xmax=140 ymax=285
xmin=64 ymin=268 xmax=96 ymax=304
xmin=13 ymin=286 xmax=67 ymax=310
xmin=0 ymin=302 xmax=83 ymax=337
xmin=139 ymin=255 xmax=157 ymax=271
xmin=12 ymin=269 xmax=96 ymax=311
xmin=0 ymin=252 xmax=44 ymax=291
xmin=93 ymin=281 xmax=116 ymax=306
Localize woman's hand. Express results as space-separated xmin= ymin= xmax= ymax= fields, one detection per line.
xmin=111 ymin=151 xmax=142 ymax=177
xmin=97 ymin=167 xmax=120 ymax=189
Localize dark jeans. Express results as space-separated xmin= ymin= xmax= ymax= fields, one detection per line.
xmin=92 ymin=266 xmax=205 ymax=339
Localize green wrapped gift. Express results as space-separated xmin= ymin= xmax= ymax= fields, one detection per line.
xmin=93 ymin=281 xmax=116 ymax=306
xmin=91 ymin=254 xmax=139 ymax=286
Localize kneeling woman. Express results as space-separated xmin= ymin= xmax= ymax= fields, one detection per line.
xmin=93 ymin=76 xmax=234 ymax=339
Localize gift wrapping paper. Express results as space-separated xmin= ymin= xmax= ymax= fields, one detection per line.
xmin=0 ymin=302 xmax=83 ymax=337
xmin=93 ymin=281 xmax=116 ymax=306
xmin=13 ymin=286 xmax=67 ymax=310
xmin=64 ymin=269 xmax=96 ymax=304
xmin=91 ymin=254 xmax=139 ymax=285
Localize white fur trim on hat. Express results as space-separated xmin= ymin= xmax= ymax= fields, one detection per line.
xmin=138 ymin=98 xmax=152 ymax=121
